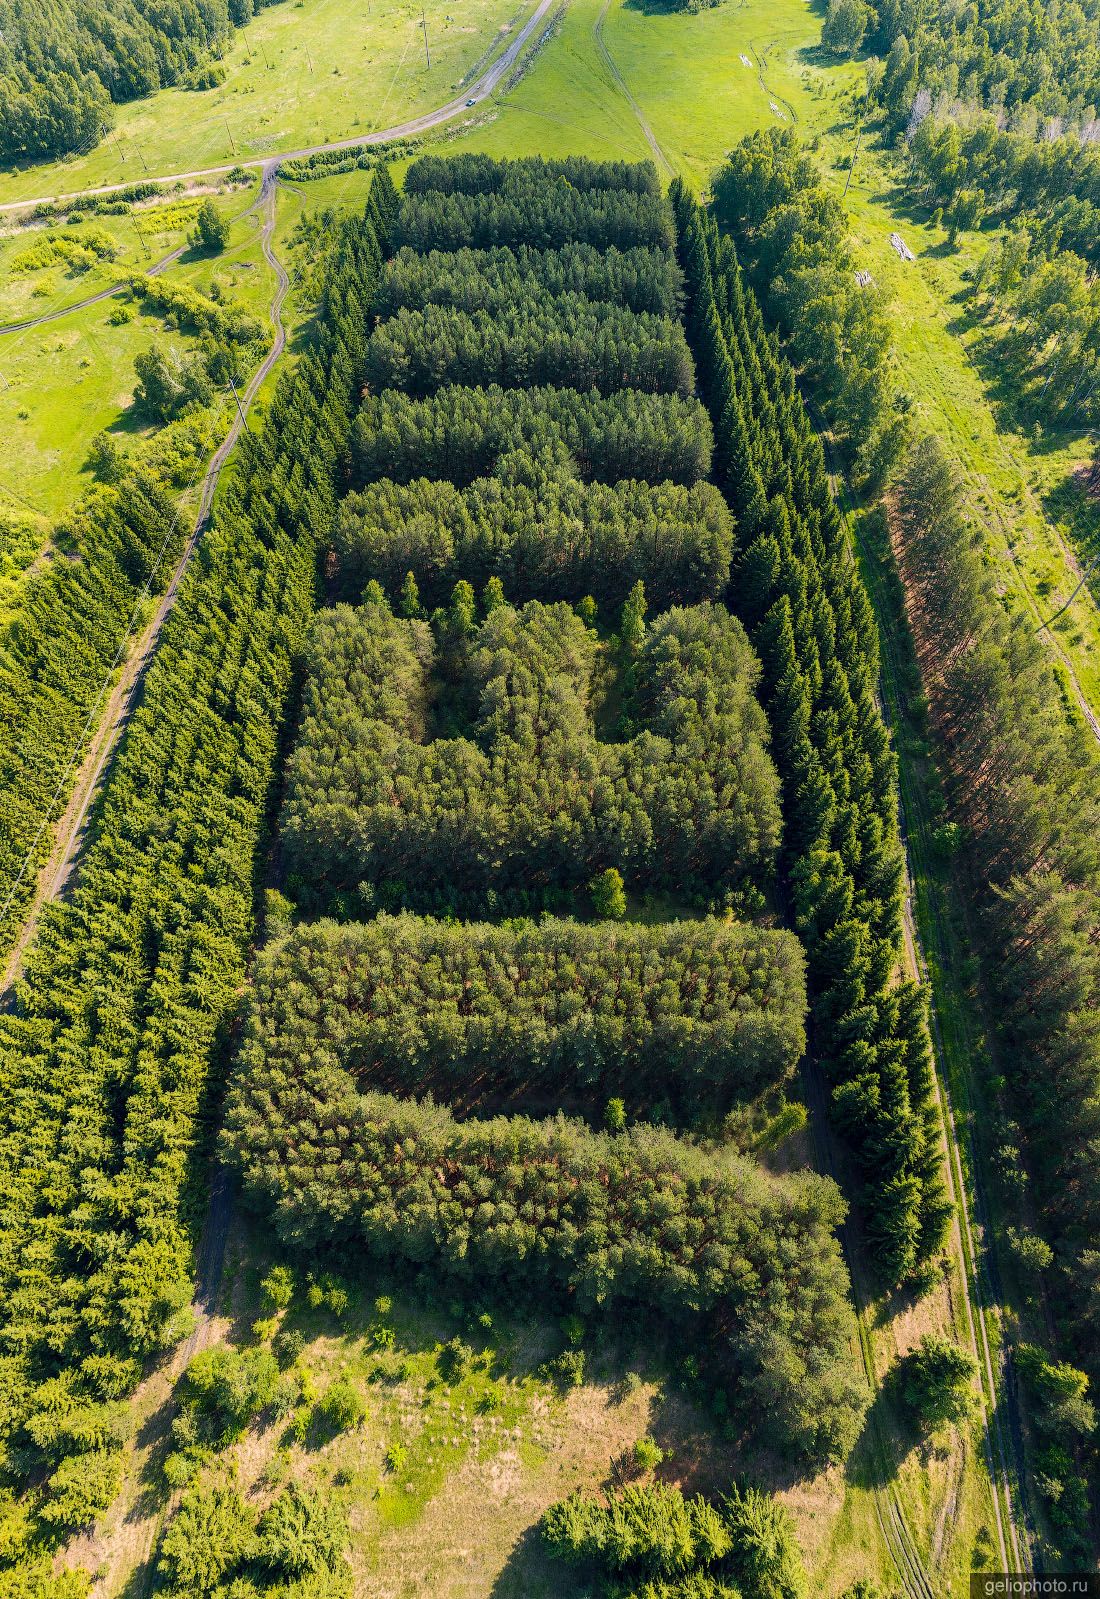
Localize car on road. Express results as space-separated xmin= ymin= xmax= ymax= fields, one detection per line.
xmin=466 ymin=98 xmax=476 ymax=107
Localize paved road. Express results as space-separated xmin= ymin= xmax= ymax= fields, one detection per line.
xmin=0 ymin=0 xmax=556 ymax=218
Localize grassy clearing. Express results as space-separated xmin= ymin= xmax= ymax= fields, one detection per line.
xmin=0 ymin=0 xmax=529 ymax=208
xmin=0 ymin=186 xmax=273 ymax=522
xmin=0 ymin=179 xmax=258 ymax=325
xmin=77 ymin=1216 xmax=919 ymax=1599
xmin=0 ymin=301 xmax=202 ymax=521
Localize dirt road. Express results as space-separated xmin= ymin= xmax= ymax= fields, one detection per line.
xmin=0 ymin=0 xmax=557 ymax=218
xmin=0 ymin=166 xmax=288 ymax=998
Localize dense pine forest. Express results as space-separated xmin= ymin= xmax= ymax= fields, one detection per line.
xmin=225 ymin=155 xmax=872 ymax=1474
xmin=1 ymin=120 xmax=1095 ymax=1587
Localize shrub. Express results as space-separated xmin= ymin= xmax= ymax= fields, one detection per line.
xmin=261 ymin=1264 xmax=296 ymax=1311
xmin=315 ymin=1377 xmax=366 ymax=1434
xmin=181 ymin=1344 xmax=279 ymax=1439
xmin=722 ymin=1483 xmax=806 ymax=1599
xmin=542 ymin=1481 xmax=731 ymax=1579
xmin=591 ymin=866 xmax=627 ymax=920
xmin=633 ymin=1435 xmax=665 ymax=1474
xmin=193 ymin=197 xmax=229 ymax=251
xmin=894 ymin=1335 xmax=977 ymax=1431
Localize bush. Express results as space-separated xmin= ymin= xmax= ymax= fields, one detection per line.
xmin=193 ymin=197 xmax=230 ymax=251
xmin=591 ymin=866 xmax=627 ymax=920
xmin=181 ymin=1344 xmax=279 ymax=1439
xmin=315 ymin=1377 xmax=366 ymax=1434
xmin=85 ymin=431 xmax=127 ymax=483
xmin=274 ymin=1329 xmax=305 ymax=1368
xmin=633 ymin=1435 xmax=665 ymax=1474
xmin=437 ymin=1337 xmax=476 ymax=1384
xmin=261 ymin=1264 xmax=295 ymax=1311
xmin=542 ymin=1481 xmax=731 ymax=1579
xmin=894 ymin=1335 xmax=977 ymax=1431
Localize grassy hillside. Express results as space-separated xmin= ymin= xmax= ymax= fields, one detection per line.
xmin=0 ymin=182 xmax=272 ymax=520
xmin=0 ymin=0 xmax=529 ymax=207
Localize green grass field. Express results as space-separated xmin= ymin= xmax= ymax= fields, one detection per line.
xmin=433 ymin=0 xmax=817 ymax=178
xmin=0 ymin=180 xmax=273 ymax=521
xmin=0 ymin=0 xmax=530 ymax=207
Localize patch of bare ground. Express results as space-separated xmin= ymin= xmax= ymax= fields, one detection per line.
xmin=360 ymin=1381 xmax=647 ymax=1599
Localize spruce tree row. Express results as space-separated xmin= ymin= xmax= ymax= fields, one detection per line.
xmin=672 ymin=185 xmax=950 ymax=1284
xmin=403 ymin=154 xmax=663 ymax=197
xmin=376 ymin=243 xmax=683 ymax=318
xmin=243 ymin=913 xmax=807 ymax=1113
xmin=0 ymin=170 xmax=398 ymax=1564
xmin=331 ymin=465 xmax=734 ymax=612
xmin=394 ymin=185 xmax=675 ymax=254
xmin=363 ymin=295 xmax=696 ymax=399
xmin=351 ymin=383 xmax=713 ymax=489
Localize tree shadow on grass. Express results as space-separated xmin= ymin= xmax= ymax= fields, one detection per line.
xmin=845 ymin=1361 xmax=932 ymax=1497
xmin=1044 ymin=464 xmax=1100 ymax=578
xmin=490 ymin=1522 xmax=579 ymax=1598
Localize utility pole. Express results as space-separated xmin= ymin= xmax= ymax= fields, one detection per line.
xmin=305 ymin=44 xmax=314 ymax=72
xmin=135 ymin=144 xmax=148 ymax=171
xmin=260 ymin=39 xmax=271 ymax=68
xmin=225 ymin=120 xmax=237 ymax=154
xmin=228 ymin=376 xmax=247 ymax=427
xmin=421 ymin=2 xmax=430 ymax=67
xmin=130 ymin=218 xmax=150 ymax=260
xmin=843 ymin=92 xmax=867 ymax=199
